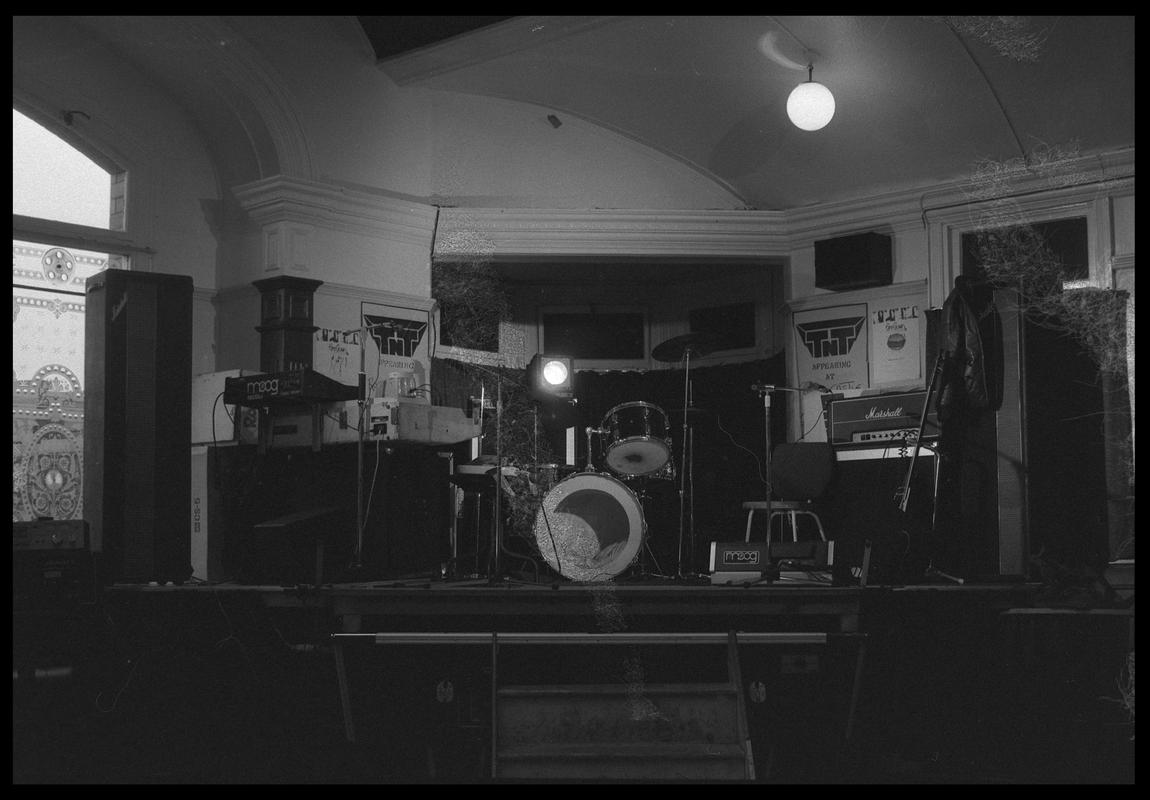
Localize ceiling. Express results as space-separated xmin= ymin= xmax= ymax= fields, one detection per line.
xmin=361 ymin=15 xmax=1135 ymax=211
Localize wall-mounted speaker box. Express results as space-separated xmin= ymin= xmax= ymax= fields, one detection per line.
xmin=814 ymin=232 xmax=893 ymax=291
xmin=84 ymin=270 xmax=194 ymax=585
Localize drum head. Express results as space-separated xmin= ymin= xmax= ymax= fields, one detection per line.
xmin=604 ymin=438 xmax=671 ymax=476
xmin=533 ymin=472 xmax=645 ymax=582
xmin=601 ymin=401 xmax=671 ymax=477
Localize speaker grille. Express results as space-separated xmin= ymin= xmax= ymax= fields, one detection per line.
xmin=84 ymin=270 xmax=194 ymax=584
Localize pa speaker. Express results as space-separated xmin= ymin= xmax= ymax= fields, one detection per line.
xmin=815 ymin=232 xmax=892 ymax=291
xmin=84 ymin=270 xmax=194 ymax=585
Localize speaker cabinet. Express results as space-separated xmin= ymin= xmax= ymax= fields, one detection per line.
xmin=84 ymin=270 xmax=194 ymax=584
xmin=822 ymin=448 xmax=939 ymax=584
xmin=815 ymin=232 xmax=892 ymax=291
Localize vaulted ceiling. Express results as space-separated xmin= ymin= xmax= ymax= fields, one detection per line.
xmin=360 ymin=15 xmax=1136 ymax=211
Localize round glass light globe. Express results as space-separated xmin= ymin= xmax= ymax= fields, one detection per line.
xmin=786 ymin=81 xmax=835 ymax=131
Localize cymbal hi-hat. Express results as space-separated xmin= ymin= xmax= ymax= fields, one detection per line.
xmin=651 ymin=331 xmax=721 ymax=362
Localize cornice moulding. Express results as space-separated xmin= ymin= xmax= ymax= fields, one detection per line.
xmin=434 ymin=208 xmax=791 ymax=260
xmin=233 ymin=176 xmax=438 ymax=246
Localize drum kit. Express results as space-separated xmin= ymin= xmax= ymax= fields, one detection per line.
xmin=530 ymin=332 xmax=719 ymax=583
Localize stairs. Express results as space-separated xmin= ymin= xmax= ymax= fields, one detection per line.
xmin=332 ymin=630 xmax=845 ymax=782
xmin=495 ymin=681 xmax=753 ymax=780
xmin=492 ymin=632 xmax=755 ymax=781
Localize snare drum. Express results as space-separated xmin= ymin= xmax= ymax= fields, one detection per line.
xmin=601 ymin=401 xmax=672 ymax=478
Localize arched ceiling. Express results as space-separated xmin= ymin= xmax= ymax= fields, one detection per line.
xmin=362 ymin=15 xmax=1135 ymax=211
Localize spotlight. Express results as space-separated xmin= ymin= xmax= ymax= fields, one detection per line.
xmin=528 ymin=354 xmax=574 ymax=401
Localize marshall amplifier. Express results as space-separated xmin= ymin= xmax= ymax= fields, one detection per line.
xmin=824 ymin=390 xmax=940 ymax=447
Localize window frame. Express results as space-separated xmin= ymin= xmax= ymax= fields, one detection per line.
xmin=537 ymin=303 xmax=651 ymax=371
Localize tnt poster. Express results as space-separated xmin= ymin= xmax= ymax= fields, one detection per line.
xmin=792 ymin=304 xmax=869 ymax=391
xmin=361 ymin=300 xmax=432 ymax=402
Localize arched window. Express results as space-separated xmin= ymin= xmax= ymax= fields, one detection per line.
xmin=12 ymin=106 xmax=128 ymax=521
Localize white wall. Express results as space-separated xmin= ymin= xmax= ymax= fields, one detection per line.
xmin=13 ymin=15 xmax=1135 ymax=420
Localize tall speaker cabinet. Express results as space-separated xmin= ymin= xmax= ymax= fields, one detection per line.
xmin=84 ymin=270 xmax=194 ymax=584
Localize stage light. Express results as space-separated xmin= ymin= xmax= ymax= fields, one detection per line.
xmin=528 ymin=354 xmax=574 ymax=401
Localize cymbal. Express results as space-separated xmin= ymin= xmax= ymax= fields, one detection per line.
xmin=651 ymin=331 xmax=721 ymax=362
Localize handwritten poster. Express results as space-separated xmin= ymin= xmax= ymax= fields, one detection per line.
xmin=313 ymin=326 xmax=360 ymax=383
xmin=869 ymin=301 xmax=922 ymax=385
xmin=792 ymin=304 xmax=869 ymax=391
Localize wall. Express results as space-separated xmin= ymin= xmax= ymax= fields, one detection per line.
xmin=13 ymin=16 xmax=224 ymax=376
xmin=13 ymin=17 xmax=1134 ymax=439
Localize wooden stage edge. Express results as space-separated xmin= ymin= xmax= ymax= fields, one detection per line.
xmin=104 ymin=577 xmax=1043 ymax=636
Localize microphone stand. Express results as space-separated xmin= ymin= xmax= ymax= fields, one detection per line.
xmin=354 ymin=321 xmax=368 ymax=571
xmin=354 ymin=318 xmax=419 ymax=573
xmin=489 ymin=367 xmax=505 ymax=583
xmin=894 ymin=351 xmax=962 ymax=585
xmin=750 ymin=383 xmax=809 ymax=543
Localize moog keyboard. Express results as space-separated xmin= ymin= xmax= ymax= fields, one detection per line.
xmin=823 ymin=390 xmax=940 ymax=447
xmin=223 ymin=368 xmax=359 ymax=406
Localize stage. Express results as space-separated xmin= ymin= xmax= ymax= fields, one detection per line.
xmin=14 ymin=569 xmax=1134 ymax=783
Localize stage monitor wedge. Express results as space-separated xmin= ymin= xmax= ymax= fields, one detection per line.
xmin=84 ymin=269 xmax=194 ymax=585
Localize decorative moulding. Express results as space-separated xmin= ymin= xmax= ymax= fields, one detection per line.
xmin=433 ymin=207 xmax=790 ymax=261
xmin=212 ymin=279 xmax=434 ymax=315
xmin=314 ymin=280 xmax=436 ymax=313
xmin=233 ymin=175 xmax=438 ymax=247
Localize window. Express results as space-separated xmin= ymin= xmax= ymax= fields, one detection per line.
xmin=539 ymin=306 xmax=648 ymax=364
xmin=12 ymin=107 xmax=126 ymax=521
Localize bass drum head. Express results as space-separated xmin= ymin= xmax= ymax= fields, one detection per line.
xmin=532 ymin=472 xmax=646 ymax=582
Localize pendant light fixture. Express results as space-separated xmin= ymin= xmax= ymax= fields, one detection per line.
xmin=786 ymin=64 xmax=835 ymax=131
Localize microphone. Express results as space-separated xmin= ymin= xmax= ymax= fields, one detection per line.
xmin=750 ymin=383 xmax=775 ymax=393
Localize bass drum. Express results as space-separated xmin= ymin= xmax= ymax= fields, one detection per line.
xmin=532 ymin=472 xmax=646 ymax=582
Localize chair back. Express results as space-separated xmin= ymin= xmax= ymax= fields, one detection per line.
xmin=770 ymin=442 xmax=834 ymax=500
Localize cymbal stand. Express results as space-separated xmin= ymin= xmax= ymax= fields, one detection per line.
xmin=676 ymin=351 xmax=698 ymax=578
xmin=688 ymin=424 xmax=695 ymax=572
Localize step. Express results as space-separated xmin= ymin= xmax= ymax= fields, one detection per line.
xmin=495 ymin=741 xmax=751 ymax=781
xmin=497 ymin=682 xmax=741 ymax=746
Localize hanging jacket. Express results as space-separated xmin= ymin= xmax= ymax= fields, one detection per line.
xmin=938 ymin=276 xmax=999 ymax=421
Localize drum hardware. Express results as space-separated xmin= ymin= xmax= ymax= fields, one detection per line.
xmin=630 ymin=485 xmax=670 ymax=579
xmin=652 ymin=332 xmax=720 ymax=578
xmin=583 ymin=426 xmax=608 ymax=472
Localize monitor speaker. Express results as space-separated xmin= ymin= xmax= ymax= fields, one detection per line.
xmin=815 ymin=232 xmax=892 ymax=291
xmin=84 ymin=270 xmax=194 ymax=585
